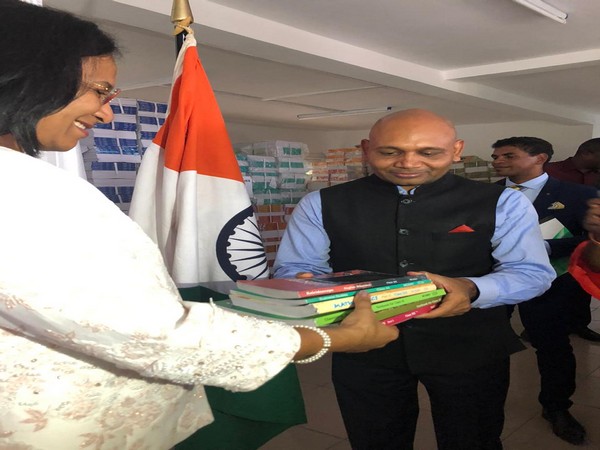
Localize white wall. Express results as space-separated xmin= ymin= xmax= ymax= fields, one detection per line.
xmin=227 ymin=120 xmax=593 ymax=162
xmin=456 ymin=122 xmax=593 ymax=162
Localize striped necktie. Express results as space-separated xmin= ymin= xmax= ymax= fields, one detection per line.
xmin=508 ymin=185 xmax=525 ymax=191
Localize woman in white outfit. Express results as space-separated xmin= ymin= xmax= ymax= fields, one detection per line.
xmin=0 ymin=1 xmax=399 ymax=448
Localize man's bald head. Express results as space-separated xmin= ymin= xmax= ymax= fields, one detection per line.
xmin=361 ymin=109 xmax=463 ymax=190
xmin=369 ymin=109 xmax=458 ymax=141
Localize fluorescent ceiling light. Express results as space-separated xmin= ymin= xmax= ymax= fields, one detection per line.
xmin=262 ymin=86 xmax=379 ymax=102
xmin=297 ymin=106 xmax=392 ymax=120
xmin=512 ymin=0 xmax=567 ymax=24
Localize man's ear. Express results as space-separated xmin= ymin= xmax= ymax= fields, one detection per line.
xmin=537 ymin=153 xmax=550 ymax=165
xmin=360 ymin=139 xmax=370 ymax=155
xmin=453 ymin=139 xmax=465 ymax=162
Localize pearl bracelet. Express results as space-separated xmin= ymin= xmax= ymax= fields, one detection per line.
xmin=292 ymin=325 xmax=331 ymax=364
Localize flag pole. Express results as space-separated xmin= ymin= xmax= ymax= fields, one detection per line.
xmin=171 ymin=0 xmax=194 ymax=54
xmin=133 ymin=4 xmax=306 ymax=447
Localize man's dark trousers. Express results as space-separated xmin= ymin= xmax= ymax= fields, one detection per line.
xmin=518 ymin=273 xmax=579 ymax=411
xmin=332 ymin=337 xmax=509 ymax=450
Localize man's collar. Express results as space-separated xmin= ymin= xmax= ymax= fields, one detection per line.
xmin=507 ymin=172 xmax=548 ymax=189
xmin=369 ymin=172 xmax=455 ymax=196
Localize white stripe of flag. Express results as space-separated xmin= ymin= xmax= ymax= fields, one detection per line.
xmin=129 ymin=33 xmax=268 ymax=287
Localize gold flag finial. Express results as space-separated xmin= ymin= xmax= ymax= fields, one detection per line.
xmin=171 ymin=0 xmax=194 ymax=36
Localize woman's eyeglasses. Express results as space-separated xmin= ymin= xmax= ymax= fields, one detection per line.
xmin=86 ymin=82 xmax=122 ymax=105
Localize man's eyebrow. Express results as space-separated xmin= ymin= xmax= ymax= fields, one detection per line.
xmin=418 ymin=147 xmax=446 ymax=152
xmin=376 ymin=146 xmax=402 ymax=151
xmin=376 ymin=146 xmax=446 ymax=152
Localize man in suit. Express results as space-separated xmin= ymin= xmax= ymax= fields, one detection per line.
xmin=545 ymin=138 xmax=600 ymax=341
xmin=492 ymin=136 xmax=596 ymax=446
xmin=274 ymin=109 xmax=555 ymax=450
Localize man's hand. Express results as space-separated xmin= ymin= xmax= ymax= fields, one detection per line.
xmin=295 ymin=272 xmax=314 ymax=279
xmin=582 ymin=198 xmax=600 ymax=272
xmin=407 ymin=271 xmax=476 ymax=318
xmin=584 ymin=198 xmax=600 ymax=238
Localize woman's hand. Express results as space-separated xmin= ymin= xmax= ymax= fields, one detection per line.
xmin=332 ymin=290 xmax=400 ymax=352
xmin=293 ymin=291 xmax=399 ymax=360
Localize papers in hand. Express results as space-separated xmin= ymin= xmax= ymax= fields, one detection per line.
xmin=539 ymin=217 xmax=573 ymax=240
xmin=539 ymin=217 xmax=572 ymax=277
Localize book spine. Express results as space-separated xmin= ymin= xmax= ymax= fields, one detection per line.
xmin=304 ymin=278 xmax=432 ymax=303
xmin=311 ymin=297 xmax=354 ymax=314
xmin=371 ymin=288 xmax=445 ymax=313
xmin=375 ymin=298 xmax=441 ymax=320
xmin=313 ymin=309 xmax=352 ymax=327
xmin=311 ymin=284 xmax=439 ymax=314
xmin=297 ymin=276 xmax=431 ymax=298
xmin=380 ymin=303 xmax=438 ymax=326
xmin=315 ymin=295 xmax=440 ymax=326
xmin=220 ymin=300 xmax=349 ymax=327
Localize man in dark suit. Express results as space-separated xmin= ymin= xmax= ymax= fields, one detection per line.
xmin=274 ymin=110 xmax=555 ymax=450
xmin=492 ymin=136 xmax=596 ymax=446
xmin=545 ymin=138 xmax=600 ymax=341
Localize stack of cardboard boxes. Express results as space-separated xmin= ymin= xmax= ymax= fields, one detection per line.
xmin=84 ymin=98 xmax=167 ymax=214
xmin=234 ymin=140 xmax=311 ymax=270
xmin=450 ymin=155 xmax=500 ymax=183
xmin=307 ymin=147 xmax=368 ymax=191
xmin=83 ymin=98 xmax=141 ymax=214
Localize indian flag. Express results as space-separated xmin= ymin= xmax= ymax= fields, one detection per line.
xmin=129 ymin=32 xmax=268 ymax=287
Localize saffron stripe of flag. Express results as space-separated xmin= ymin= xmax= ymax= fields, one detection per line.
xmin=129 ymin=32 xmax=268 ymax=286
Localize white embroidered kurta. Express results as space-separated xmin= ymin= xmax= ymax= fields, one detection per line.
xmin=0 ymin=147 xmax=300 ymax=449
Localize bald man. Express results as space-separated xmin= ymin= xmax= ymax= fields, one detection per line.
xmin=274 ymin=109 xmax=555 ymax=450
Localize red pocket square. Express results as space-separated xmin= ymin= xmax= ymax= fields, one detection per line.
xmin=449 ymin=224 xmax=475 ymax=233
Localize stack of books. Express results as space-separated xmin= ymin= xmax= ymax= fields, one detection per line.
xmin=216 ymin=270 xmax=445 ymax=327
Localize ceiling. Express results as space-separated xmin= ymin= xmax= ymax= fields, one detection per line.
xmin=44 ymin=0 xmax=600 ymax=131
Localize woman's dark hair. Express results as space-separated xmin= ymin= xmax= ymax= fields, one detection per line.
xmin=0 ymin=0 xmax=118 ymax=156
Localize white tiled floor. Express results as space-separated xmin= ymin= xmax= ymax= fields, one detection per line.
xmin=261 ymin=303 xmax=600 ymax=450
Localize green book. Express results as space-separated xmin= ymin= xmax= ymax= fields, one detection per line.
xmin=374 ymin=296 xmax=443 ymax=320
xmin=371 ymin=288 xmax=446 ymax=313
xmin=215 ymin=299 xmax=352 ymax=326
